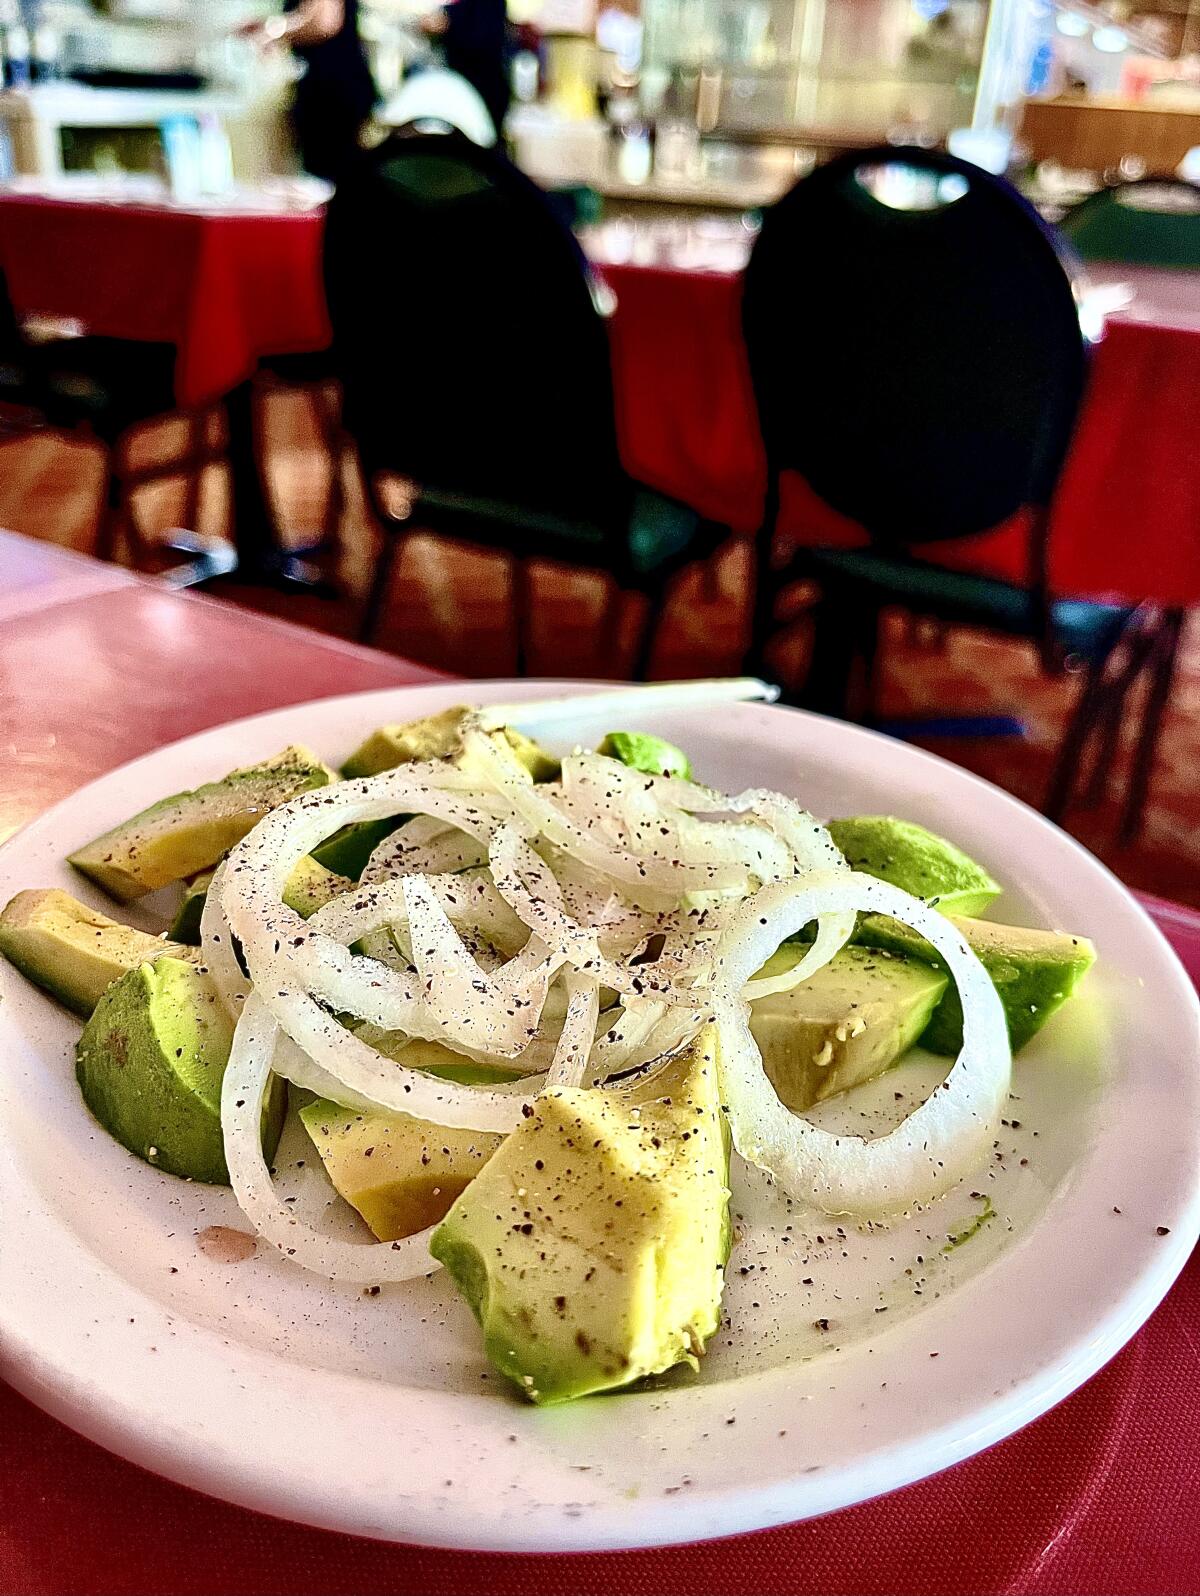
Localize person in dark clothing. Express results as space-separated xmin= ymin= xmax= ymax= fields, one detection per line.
xmin=424 ymin=0 xmax=511 ymax=137
xmin=241 ymin=1 xmax=376 ymax=181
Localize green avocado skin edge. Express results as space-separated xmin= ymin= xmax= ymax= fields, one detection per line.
xmin=75 ymin=959 xmax=285 ymax=1184
xmin=855 ymin=914 xmax=1096 ymax=1054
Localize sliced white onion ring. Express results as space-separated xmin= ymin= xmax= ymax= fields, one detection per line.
xmin=199 ymin=859 xmax=248 ymax=1016
xmin=710 ymin=872 xmax=1011 ymax=1217
xmin=221 ymin=994 xmax=443 ymax=1283
xmin=546 ymin=971 xmax=601 ymax=1087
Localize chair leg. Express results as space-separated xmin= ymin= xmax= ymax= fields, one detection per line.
xmin=800 ymin=589 xmax=861 ymax=716
xmin=94 ymin=451 xmax=124 ymax=564
xmin=174 ymin=410 xmax=208 ymax=535
xmin=1045 ymin=658 xmax=1114 ymax=824
xmin=512 ymin=556 xmax=533 ymax=676
xmin=1043 ymin=609 xmax=1151 ymax=825
xmin=858 ymin=603 xmax=883 ymax=721
xmin=1078 ymin=608 xmax=1158 ymax=809
xmin=1118 ymin=607 xmax=1185 ymax=844
xmin=602 ymin=578 xmax=626 ymax=662
xmin=359 ymin=526 xmax=403 ymax=644
xmin=630 ymin=576 xmax=669 ymax=681
xmin=315 ymin=383 xmax=347 ymax=556
xmin=745 ymin=477 xmax=781 ymax=676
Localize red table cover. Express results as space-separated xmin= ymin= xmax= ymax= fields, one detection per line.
xmin=603 ymin=263 xmax=1200 ymax=609
xmin=2 ymin=195 xmax=1198 ymax=608
xmin=0 ymin=195 xmax=331 ymax=414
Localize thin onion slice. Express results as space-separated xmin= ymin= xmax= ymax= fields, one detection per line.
xmin=546 ymin=971 xmax=601 ymax=1087
xmin=199 ymin=859 xmax=248 ymax=1016
xmin=221 ymin=994 xmax=443 ymax=1283
xmin=265 ymin=983 xmax=536 ymax=1130
xmin=402 ymin=872 xmax=565 ymax=1056
xmin=710 ymin=872 xmax=1011 ymax=1217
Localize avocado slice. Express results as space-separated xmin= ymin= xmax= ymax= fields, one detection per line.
xmin=597 ymin=730 xmax=692 ymax=779
xmin=170 ymin=856 xmax=352 ymax=945
xmin=749 ymin=944 xmax=948 ymax=1109
xmin=75 ymin=957 xmax=286 ymax=1183
xmin=855 ymin=913 xmax=1096 ymax=1055
xmin=280 ymin=855 xmax=353 ymax=918
xmin=828 ymin=816 xmax=1001 ymax=917
xmin=299 ymin=1050 xmax=519 ymax=1240
xmin=69 ymin=746 xmax=337 ymax=902
xmin=311 ymin=817 xmax=405 ymax=881
xmin=0 ymin=888 xmax=194 ymax=1018
xmin=431 ymin=1029 xmax=731 ymax=1405
xmin=169 ymin=871 xmax=215 ymax=944
xmin=342 ymin=707 xmax=560 ymax=782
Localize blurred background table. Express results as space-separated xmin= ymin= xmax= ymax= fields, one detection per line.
xmin=586 ymin=224 xmax=1200 ymax=612
xmin=1 ymin=527 xmax=1198 ymax=1596
xmin=0 ymin=188 xmax=331 ymax=579
xmin=4 ymin=190 xmax=1198 ymax=612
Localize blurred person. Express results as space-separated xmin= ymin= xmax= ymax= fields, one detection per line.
xmin=240 ymin=1 xmax=376 ymax=181
xmin=422 ymin=0 xmax=511 ymax=138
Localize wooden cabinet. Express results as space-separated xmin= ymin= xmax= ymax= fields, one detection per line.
xmin=1020 ymin=97 xmax=1200 ymax=175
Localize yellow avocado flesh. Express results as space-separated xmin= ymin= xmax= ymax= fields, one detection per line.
xmin=300 ymin=1094 xmax=506 ymax=1239
xmin=0 ymin=888 xmax=193 ymax=1017
xmin=430 ymin=1030 xmax=731 ymax=1406
xmin=68 ymin=746 xmax=337 ymax=902
xmin=749 ymin=944 xmax=948 ymax=1110
xmin=341 ymin=707 xmax=560 ymax=782
xmin=299 ymin=1040 xmax=520 ymax=1238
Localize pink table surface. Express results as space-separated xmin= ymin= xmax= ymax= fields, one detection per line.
xmin=1 ymin=530 xmax=1197 ymax=1596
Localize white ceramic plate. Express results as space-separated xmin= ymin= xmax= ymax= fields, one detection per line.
xmin=2 ymin=680 xmax=1198 ymax=1553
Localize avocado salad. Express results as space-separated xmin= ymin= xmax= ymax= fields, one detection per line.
xmin=0 ymin=679 xmax=1095 ymax=1405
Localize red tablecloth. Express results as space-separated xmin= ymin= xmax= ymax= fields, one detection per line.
xmin=0 ymin=531 xmax=1198 ymax=1596
xmin=2 ymin=195 xmax=1199 ymax=607
xmin=0 ymin=195 xmax=330 ymax=413
xmin=603 ymin=262 xmax=1200 ymax=608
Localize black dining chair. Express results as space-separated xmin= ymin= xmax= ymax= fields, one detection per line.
xmin=323 ymin=129 xmax=725 ymax=673
xmin=1060 ymin=176 xmax=1200 ymax=269
xmin=741 ymin=145 xmax=1165 ymax=833
xmin=0 ymin=270 xmax=229 ymax=582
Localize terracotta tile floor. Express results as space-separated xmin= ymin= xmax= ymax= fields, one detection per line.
xmin=2 ymin=393 xmax=1197 ymax=905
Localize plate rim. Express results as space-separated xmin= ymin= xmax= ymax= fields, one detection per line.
xmin=2 ymin=677 xmax=1198 ymax=1553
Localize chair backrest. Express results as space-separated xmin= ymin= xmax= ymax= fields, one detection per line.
xmin=324 ymin=130 xmax=629 ymax=526
xmin=1059 ymin=177 xmax=1200 ymax=269
xmin=742 ymin=146 xmax=1088 ymax=546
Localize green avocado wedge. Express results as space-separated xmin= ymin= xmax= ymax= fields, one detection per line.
xmin=431 ymin=1029 xmax=731 ymax=1405
xmin=342 ymin=707 xmax=560 ymax=783
xmin=69 ymin=745 xmax=337 ymax=902
xmin=75 ymin=958 xmax=285 ymax=1184
xmin=749 ymin=944 xmax=948 ymax=1108
xmin=828 ymin=816 xmax=1001 ymax=917
xmin=310 ymin=817 xmax=405 ymax=881
xmin=169 ymin=856 xmax=352 ymax=944
xmin=299 ymin=1046 xmax=521 ymax=1240
xmin=855 ymin=913 xmax=1096 ymax=1055
xmin=168 ymin=871 xmax=215 ymax=944
xmin=598 ymin=730 xmax=692 ymax=779
xmin=0 ymin=888 xmax=193 ymax=1018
